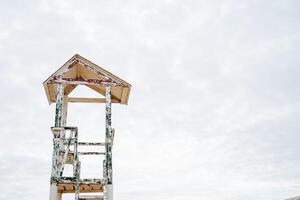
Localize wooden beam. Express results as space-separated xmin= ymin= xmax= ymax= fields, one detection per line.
xmin=49 ymin=78 xmax=123 ymax=87
xmin=120 ymin=87 xmax=129 ymax=104
xmin=64 ymin=84 xmax=77 ymax=96
xmin=68 ymin=97 xmax=119 ymax=103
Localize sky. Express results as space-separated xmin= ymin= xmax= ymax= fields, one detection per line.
xmin=0 ymin=0 xmax=300 ymax=200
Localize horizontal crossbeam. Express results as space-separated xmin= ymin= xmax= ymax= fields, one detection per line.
xmin=55 ymin=177 xmax=105 ymax=184
xmin=78 ymin=142 xmax=105 ymax=146
xmin=51 ymin=126 xmax=78 ymax=131
xmin=68 ymin=97 xmax=119 ymax=103
xmin=78 ymin=152 xmax=105 ymax=155
xmin=79 ymin=194 xmax=103 ymax=200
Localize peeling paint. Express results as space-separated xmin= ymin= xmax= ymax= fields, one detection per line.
xmin=67 ymin=59 xmax=79 ymax=69
xmin=48 ymin=74 xmax=118 ymax=200
xmin=76 ymin=60 xmax=122 ymax=85
xmin=105 ymin=86 xmax=113 ymax=185
xmin=49 ymin=77 xmax=125 ymax=87
xmin=51 ymin=84 xmax=64 ymax=180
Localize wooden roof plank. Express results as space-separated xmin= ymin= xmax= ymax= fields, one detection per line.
xmin=43 ymin=54 xmax=131 ymax=105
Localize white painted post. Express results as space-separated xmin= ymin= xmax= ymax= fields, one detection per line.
xmin=62 ymin=95 xmax=68 ymax=127
xmin=50 ymin=84 xmax=64 ymax=200
xmin=104 ymin=185 xmax=113 ymax=200
xmin=104 ymin=86 xmax=113 ymax=200
xmin=59 ymin=95 xmax=68 ymax=176
xmin=49 ymin=184 xmax=61 ymax=200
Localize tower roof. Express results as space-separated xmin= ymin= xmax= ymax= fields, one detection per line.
xmin=43 ymin=54 xmax=131 ymax=105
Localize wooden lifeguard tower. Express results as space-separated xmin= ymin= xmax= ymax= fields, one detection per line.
xmin=43 ymin=54 xmax=131 ymax=200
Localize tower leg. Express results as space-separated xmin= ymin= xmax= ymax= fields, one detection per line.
xmin=57 ymin=193 xmax=62 ymax=200
xmin=105 ymin=86 xmax=113 ymax=200
xmin=104 ymin=184 xmax=113 ymax=200
xmin=50 ymin=84 xmax=64 ymax=200
xmin=49 ymin=184 xmax=60 ymax=200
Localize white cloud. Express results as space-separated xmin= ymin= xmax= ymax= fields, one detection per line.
xmin=0 ymin=0 xmax=300 ymax=199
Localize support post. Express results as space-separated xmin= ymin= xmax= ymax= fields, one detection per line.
xmin=104 ymin=86 xmax=113 ymax=200
xmin=75 ymin=161 xmax=81 ymax=200
xmin=55 ymin=84 xmax=64 ymax=127
xmin=49 ymin=184 xmax=61 ymax=200
xmin=61 ymin=95 xmax=68 ymax=127
xmin=59 ymin=95 xmax=68 ymax=176
xmin=50 ymin=84 xmax=64 ymax=200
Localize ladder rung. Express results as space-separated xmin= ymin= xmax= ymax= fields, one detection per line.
xmin=54 ymin=138 xmax=77 ymax=143
xmin=51 ymin=126 xmax=78 ymax=131
xmin=60 ymin=176 xmax=76 ymax=180
xmin=80 ymin=178 xmax=104 ymax=184
xmin=64 ymin=126 xmax=78 ymax=131
xmin=78 ymin=152 xmax=105 ymax=155
xmin=60 ymin=151 xmax=105 ymax=155
xmin=53 ymin=177 xmax=104 ymax=184
xmin=78 ymin=142 xmax=105 ymax=146
xmin=79 ymin=194 xmax=103 ymax=200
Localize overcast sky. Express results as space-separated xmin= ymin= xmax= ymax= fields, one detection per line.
xmin=0 ymin=0 xmax=300 ymax=200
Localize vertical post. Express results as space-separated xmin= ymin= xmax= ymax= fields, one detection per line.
xmin=73 ymin=128 xmax=81 ymax=200
xmin=50 ymin=84 xmax=64 ymax=200
xmin=55 ymin=84 xmax=64 ymax=127
xmin=61 ymin=95 xmax=68 ymax=127
xmin=59 ymin=95 xmax=68 ymax=176
xmin=104 ymin=86 xmax=113 ymax=200
xmin=75 ymin=161 xmax=81 ymax=200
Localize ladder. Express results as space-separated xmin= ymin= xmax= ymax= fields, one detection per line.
xmin=50 ymin=126 xmax=114 ymax=200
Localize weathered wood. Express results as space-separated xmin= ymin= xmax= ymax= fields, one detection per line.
xmin=43 ymin=54 xmax=131 ymax=104
xmin=103 ymin=185 xmax=113 ymax=200
xmin=59 ymin=152 xmax=74 ymax=164
xmin=79 ymin=194 xmax=103 ymax=200
xmin=49 ymin=78 xmax=123 ymax=87
xmin=45 ymin=55 xmax=131 ymax=200
xmin=62 ymin=131 xmax=74 ymax=167
xmin=103 ymin=160 xmax=107 ymax=179
xmin=57 ymin=183 xmax=103 ymax=193
xmin=62 ymin=95 xmax=68 ymax=126
xmin=73 ymin=129 xmax=79 ymax=178
xmin=51 ymin=84 xmax=64 ymax=179
xmin=105 ymin=86 xmax=113 ymax=185
xmin=54 ymin=84 xmax=64 ymax=127
xmin=59 ymin=95 xmax=68 ymax=175
xmin=64 ymin=84 xmax=77 ymax=96
xmin=75 ymin=161 xmax=81 ymax=200
xmin=120 ymin=87 xmax=129 ymax=104
xmin=51 ymin=126 xmax=77 ymax=131
xmin=68 ymin=97 xmax=119 ymax=103
xmin=78 ymin=152 xmax=105 ymax=155
xmin=49 ymin=184 xmax=60 ymax=200
xmin=78 ymin=142 xmax=105 ymax=146
xmin=87 ymin=85 xmax=121 ymax=103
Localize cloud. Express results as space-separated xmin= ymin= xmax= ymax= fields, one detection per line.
xmin=0 ymin=0 xmax=299 ymax=199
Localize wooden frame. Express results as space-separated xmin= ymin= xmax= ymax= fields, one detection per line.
xmin=67 ymin=97 xmax=119 ymax=103
xmin=43 ymin=54 xmax=131 ymax=105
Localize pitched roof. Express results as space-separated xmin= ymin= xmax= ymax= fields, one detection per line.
xmin=43 ymin=54 xmax=131 ymax=105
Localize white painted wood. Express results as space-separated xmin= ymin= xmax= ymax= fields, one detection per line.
xmin=57 ymin=193 xmax=62 ymax=200
xmin=43 ymin=54 xmax=131 ymax=104
xmin=62 ymin=95 xmax=68 ymax=126
xmin=68 ymin=97 xmax=119 ymax=103
xmin=79 ymin=194 xmax=103 ymax=200
xmin=103 ymin=184 xmax=113 ymax=200
xmin=49 ymin=184 xmax=58 ymax=200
